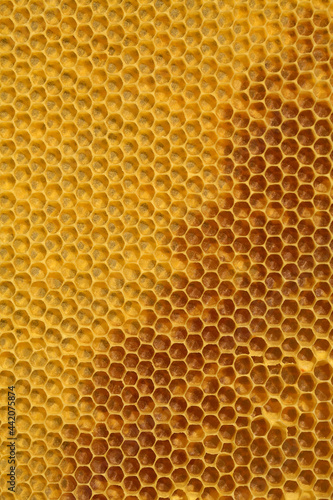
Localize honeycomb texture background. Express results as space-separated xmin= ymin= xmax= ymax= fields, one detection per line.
xmin=1 ymin=0 xmax=333 ymax=499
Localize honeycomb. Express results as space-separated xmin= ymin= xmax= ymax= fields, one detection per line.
xmin=0 ymin=0 xmax=333 ymax=499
